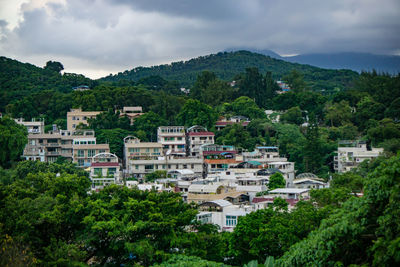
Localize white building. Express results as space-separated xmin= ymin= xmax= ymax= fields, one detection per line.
xmin=15 ymin=118 xmax=45 ymax=134
xmin=187 ymin=127 xmax=215 ymax=157
xmin=90 ymin=152 xmax=122 ymax=190
xmin=157 ymin=126 xmax=186 ymax=155
xmin=196 ymin=200 xmax=253 ymax=231
xmin=334 ymin=140 xmax=383 ymax=173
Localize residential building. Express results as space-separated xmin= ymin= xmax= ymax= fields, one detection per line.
xmin=215 ymin=116 xmax=250 ymax=131
xmin=118 ymin=106 xmax=144 ymax=125
xmin=67 ymin=108 xmax=101 ymax=131
xmin=157 ymin=126 xmax=186 ymax=155
xmin=196 ymin=200 xmax=253 ymax=231
xmin=187 ymin=131 xmax=215 ymax=156
xmin=90 ymin=152 xmax=122 ymax=190
xmin=15 ymin=118 xmax=45 ymax=134
xmin=334 ymin=140 xmax=383 ymax=173
xmin=293 ymin=173 xmax=329 ymax=189
xmin=187 ymin=182 xmax=245 ymax=204
xmin=22 ymin=130 xmax=109 ymax=166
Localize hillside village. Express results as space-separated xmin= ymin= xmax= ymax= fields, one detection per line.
xmin=13 ymin=104 xmax=383 ymax=231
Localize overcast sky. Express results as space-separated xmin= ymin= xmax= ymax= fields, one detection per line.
xmin=1 ymin=0 xmax=399 ymax=78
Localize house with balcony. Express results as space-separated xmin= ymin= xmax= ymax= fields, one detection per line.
xmin=215 ymin=116 xmax=250 ymax=131
xmin=90 ymin=152 xmax=122 ymax=190
xmin=196 ymin=200 xmax=253 ymax=231
xmin=334 ymin=140 xmax=383 ymax=173
xmin=15 ymin=118 xmax=45 ymax=134
xmin=67 ymin=108 xmax=101 ymax=131
xmin=157 ymin=126 xmax=186 ymax=155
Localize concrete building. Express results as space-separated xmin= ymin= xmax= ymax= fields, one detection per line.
xmin=293 ymin=173 xmax=329 ymax=189
xmin=196 ymin=200 xmax=253 ymax=231
xmin=215 ymin=116 xmax=250 ymax=131
xmin=187 ymin=131 xmax=215 ymax=156
xmin=334 ymin=140 xmax=383 ymax=173
xmin=90 ymin=152 xmax=122 ymax=190
xmin=157 ymin=126 xmax=186 ymax=155
xmin=67 ymin=108 xmax=101 ymax=131
xmin=15 ymin=118 xmax=45 ymax=134
xmin=22 ymin=130 xmax=109 ymax=165
xmin=118 ymin=106 xmax=144 ymax=125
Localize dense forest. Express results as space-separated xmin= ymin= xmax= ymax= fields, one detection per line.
xmin=1 ymin=52 xmax=400 ymax=266
xmin=101 ymin=51 xmax=358 ymax=91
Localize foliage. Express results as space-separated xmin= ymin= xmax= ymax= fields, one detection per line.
xmin=276 ymin=155 xmax=400 ymax=266
xmin=227 ymin=96 xmax=267 ymax=120
xmin=268 ymin=173 xmax=286 ymax=190
xmin=177 ymin=99 xmax=218 ymax=129
xmin=145 ymin=170 xmax=167 ymax=182
xmin=216 ymin=124 xmax=264 ymax=151
xmin=95 ymin=128 xmax=134 ymax=159
xmin=152 ymin=254 xmax=232 ymax=267
xmin=101 ymin=51 xmax=358 ymax=92
xmin=280 ymin=106 xmax=303 ymax=125
xmin=0 ymin=117 xmax=28 ymax=168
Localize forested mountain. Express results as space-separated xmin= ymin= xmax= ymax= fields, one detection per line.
xmin=101 ymin=51 xmax=359 ymax=91
xmin=0 ymin=57 xmax=97 ymax=112
xmin=229 ymin=48 xmax=400 ymax=74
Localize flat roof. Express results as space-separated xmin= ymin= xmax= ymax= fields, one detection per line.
xmin=269 ymin=188 xmax=310 ymax=194
xmin=188 ymin=131 xmax=215 ymax=136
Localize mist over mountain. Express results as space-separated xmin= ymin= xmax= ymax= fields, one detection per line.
xmin=229 ymin=48 xmax=400 ymax=74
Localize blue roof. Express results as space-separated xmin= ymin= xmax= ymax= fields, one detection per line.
xmin=257 ymin=146 xmax=278 ymax=149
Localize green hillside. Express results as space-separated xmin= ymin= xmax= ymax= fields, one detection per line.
xmin=101 ymin=50 xmax=359 ymax=91
xmin=0 ymin=57 xmax=96 ymax=111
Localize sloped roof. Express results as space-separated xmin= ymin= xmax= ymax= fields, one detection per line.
xmin=199 ymin=199 xmax=232 ymax=207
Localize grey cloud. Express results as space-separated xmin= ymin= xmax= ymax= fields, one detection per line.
xmin=0 ymin=0 xmax=399 ymax=78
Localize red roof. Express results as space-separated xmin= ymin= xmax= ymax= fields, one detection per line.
xmin=188 ymin=131 xmax=215 ymax=136
xmin=91 ymin=162 xmax=119 ymax=167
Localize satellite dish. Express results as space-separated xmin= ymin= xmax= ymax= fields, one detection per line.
xmin=166 ymin=150 xmax=172 ymax=155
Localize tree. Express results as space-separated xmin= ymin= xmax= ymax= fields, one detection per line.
xmin=95 ymin=128 xmax=133 ymax=158
xmin=229 ymin=96 xmax=266 ymax=120
xmin=216 ymin=124 xmax=263 ymax=151
xmin=277 ymin=155 xmax=400 ymax=266
xmin=0 ymin=117 xmax=27 ymax=168
xmin=44 ymin=61 xmax=64 ymax=73
xmin=176 ymin=99 xmax=218 ymax=129
xmin=283 ymin=70 xmax=306 ymax=93
xmin=281 ymin=106 xmax=303 ymax=125
xmin=238 ymin=68 xmax=267 ymax=108
xmin=324 ymin=100 xmax=352 ymax=127
xmin=268 ymin=173 xmax=286 ymax=190
xmin=132 ymin=111 xmax=167 ymax=141
xmin=303 ymin=118 xmax=323 ymax=174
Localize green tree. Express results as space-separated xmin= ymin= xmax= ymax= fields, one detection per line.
xmin=176 ymin=99 xmax=218 ymax=129
xmin=44 ymin=61 xmax=64 ymax=73
xmin=268 ymin=173 xmax=286 ymax=190
xmin=324 ymin=100 xmax=352 ymax=127
xmin=277 ymin=155 xmax=400 ymax=267
xmin=281 ymin=106 xmax=303 ymax=125
xmin=229 ymin=96 xmax=266 ymax=120
xmin=95 ymin=128 xmax=133 ymax=158
xmin=133 ymin=111 xmax=167 ymax=141
xmin=0 ymin=117 xmax=28 ymax=168
xmin=303 ymin=119 xmax=323 ymax=174
xmin=283 ymin=70 xmax=306 ymax=93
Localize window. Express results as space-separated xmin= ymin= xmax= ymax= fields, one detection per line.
xmin=176 ymin=164 xmax=179 ymax=169
xmin=78 ymin=159 xmax=84 ymax=166
xmin=108 ymin=168 xmax=116 ymax=175
xmin=226 ymin=215 xmax=237 ymax=226
xmin=191 ymin=164 xmax=194 ymax=169
xmin=145 ymin=165 xmax=154 ymax=170
xmin=77 ymin=150 xmax=84 ymax=157
xmin=146 ymin=148 xmax=150 ymax=152
xmin=72 ymin=124 xmax=76 ymax=128
xmin=177 ymin=137 xmax=182 ymax=141
xmin=88 ymin=149 xmax=96 ymax=157
xmin=153 ymin=148 xmax=159 ymax=153
xmin=94 ymin=168 xmax=102 ymax=176
xmin=162 ymin=165 xmax=166 ymax=169
xmin=135 ymin=165 xmax=139 ymax=170
xmin=183 ymin=164 xmax=187 ymax=169
xmin=72 ymin=116 xmax=76 ymax=120
xmin=99 ymin=150 xmax=106 ymax=153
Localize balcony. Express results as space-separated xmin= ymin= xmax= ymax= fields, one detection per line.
xmin=47 ymin=151 xmax=60 ymax=155
xmin=45 ymin=143 xmax=61 ymax=147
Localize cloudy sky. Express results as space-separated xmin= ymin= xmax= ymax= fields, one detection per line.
xmin=0 ymin=0 xmax=399 ymax=78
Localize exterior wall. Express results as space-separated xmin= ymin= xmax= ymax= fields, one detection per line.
xmin=157 ymin=126 xmax=186 ymax=154
xmin=15 ymin=118 xmax=45 ymax=134
xmin=73 ymin=144 xmax=110 ymax=167
xmin=334 ymin=144 xmax=383 ymax=173
xmin=67 ymin=108 xmax=101 ymax=131
xmin=188 ymin=133 xmax=215 ymax=156
xmin=126 ymin=156 xmax=203 ymax=178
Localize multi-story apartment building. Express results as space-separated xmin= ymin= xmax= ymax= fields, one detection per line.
xmin=15 ymin=118 xmax=45 ymax=134
xmin=90 ymin=152 xmax=122 ymax=190
xmin=215 ymin=116 xmax=250 ymax=131
xmin=124 ymin=136 xmax=203 ymax=178
xmin=334 ymin=140 xmax=383 ymax=173
xmin=187 ymin=131 xmax=215 ymax=156
xmin=67 ymin=108 xmax=101 ymax=131
xmin=22 ymin=130 xmax=109 ymax=166
xmin=157 ymin=126 xmax=186 ymax=155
